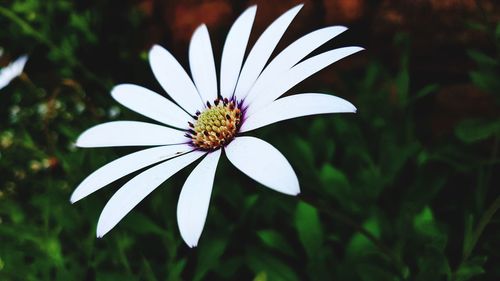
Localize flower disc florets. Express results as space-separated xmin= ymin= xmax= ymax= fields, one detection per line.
xmin=187 ymin=98 xmax=242 ymax=150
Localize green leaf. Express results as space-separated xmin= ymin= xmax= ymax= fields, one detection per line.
xmin=58 ymin=124 xmax=81 ymax=139
xmin=411 ymin=84 xmax=439 ymax=102
xmin=193 ymin=238 xmax=228 ymax=281
xmin=467 ymin=50 xmax=498 ymax=66
xmin=141 ymin=258 xmax=159 ymax=281
xmin=292 ymin=138 xmax=315 ymax=168
xmin=256 ymin=229 xmax=296 ymax=257
xmin=166 ymin=259 xmax=187 ymax=281
xmin=319 ymin=164 xmax=358 ymax=211
xmin=415 ymin=244 xmax=451 ymax=281
xmin=413 ymin=206 xmax=433 ymax=225
xmin=394 ymin=33 xmax=410 ymax=106
xmin=455 ymin=256 xmax=487 ymax=281
xmin=346 ymin=216 xmax=381 ymax=257
xmin=0 ymin=201 xmax=25 ymax=224
xmin=43 ymin=237 xmax=64 ymax=267
xmin=295 ymin=201 xmax=324 ymax=258
xmin=214 ymin=257 xmax=243 ymax=279
xmin=413 ymin=206 xmax=440 ymax=238
xmin=463 ymin=196 xmax=500 ymax=260
xmin=253 ymin=272 xmax=268 ymax=281
xmin=246 ymin=250 xmax=301 ymax=281
xmin=121 ymin=212 xmax=165 ymax=236
xmin=320 ymin=164 xmax=349 ymax=191
xmin=464 ymin=21 xmax=487 ymax=32
xmin=396 ymin=66 xmax=409 ymax=106
xmin=469 ymin=71 xmax=500 ymax=92
xmin=362 ymin=62 xmax=383 ymax=90
xmin=462 ymin=214 xmax=474 ymax=261
xmin=308 ymin=119 xmax=336 ymax=162
xmin=455 ymin=118 xmax=500 ymax=143
xmin=244 ymin=194 xmax=259 ymax=209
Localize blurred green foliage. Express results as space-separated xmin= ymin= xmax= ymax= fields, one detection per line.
xmin=0 ymin=0 xmax=499 ymax=280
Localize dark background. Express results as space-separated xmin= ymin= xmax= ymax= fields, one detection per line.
xmin=0 ymin=0 xmax=499 ymax=280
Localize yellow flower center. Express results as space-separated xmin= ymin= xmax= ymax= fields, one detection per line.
xmin=188 ymin=98 xmax=241 ymax=150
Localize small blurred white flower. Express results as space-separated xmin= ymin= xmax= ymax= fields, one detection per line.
xmin=0 ymin=54 xmax=28 ymax=90
xmin=107 ymin=105 xmax=121 ymax=118
xmin=71 ymin=4 xmax=363 ymax=247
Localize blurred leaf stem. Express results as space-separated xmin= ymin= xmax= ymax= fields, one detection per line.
xmin=463 ymin=195 xmax=500 ymax=261
xmin=0 ymin=5 xmax=55 ymax=48
xmin=461 ymin=132 xmax=500 ymax=262
xmin=300 ymin=194 xmax=406 ymax=279
xmin=0 ymin=5 xmax=109 ymax=90
xmin=453 ymin=195 xmax=500 ymax=281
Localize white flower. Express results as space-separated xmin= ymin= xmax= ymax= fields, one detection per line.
xmin=71 ymin=4 xmax=363 ymax=247
xmin=0 ymin=54 xmax=28 ymax=90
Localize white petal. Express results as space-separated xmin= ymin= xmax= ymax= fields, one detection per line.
xmin=76 ymin=121 xmax=188 ymax=147
xmin=225 ymin=136 xmax=299 ymax=195
xmin=245 ymin=46 xmax=364 ymax=116
xmin=149 ymin=45 xmax=204 ymax=114
xmin=233 ymin=5 xmax=303 ymax=100
xmin=177 ymin=149 xmax=221 ymax=247
xmin=189 ymin=25 xmax=218 ymax=103
xmin=240 ymin=93 xmax=356 ymax=132
xmin=96 ymin=151 xmax=205 ymax=237
xmin=71 ymin=144 xmax=191 ymax=203
xmin=244 ymin=26 xmax=347 ymax=105
xmin=111 ymin=84 xmax=191 ymax=129
xmin=219 ymin=6 xmax=256 ymax=98
xmin=0 ymin=55 xmax=28 ymax=90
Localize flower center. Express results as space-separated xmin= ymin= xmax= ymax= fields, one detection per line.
xmin=187 ymin=98 xmax=241 ymax=150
